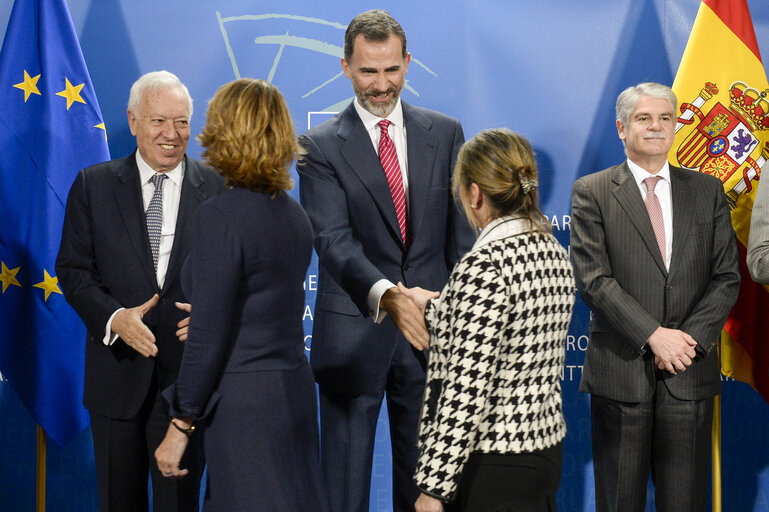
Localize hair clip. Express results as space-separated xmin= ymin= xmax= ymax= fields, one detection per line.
xmin=520 ymin=175 xmax=537 ymax=195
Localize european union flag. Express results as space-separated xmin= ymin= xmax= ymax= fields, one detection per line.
xmin=0 ymin=0 xmax=110 ymax=446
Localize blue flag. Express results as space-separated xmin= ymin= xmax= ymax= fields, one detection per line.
xmin=0 ymin=0 xmax=110 ymax=446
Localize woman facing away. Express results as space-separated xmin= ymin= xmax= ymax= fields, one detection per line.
xmin=401 ymin=128 xmax=575 ymax=512
xmin=154 ymin=78 xmax=329 ymax=511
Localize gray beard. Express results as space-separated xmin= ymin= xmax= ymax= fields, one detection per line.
xmin=357 ymin=91 xmax=400 ymax=118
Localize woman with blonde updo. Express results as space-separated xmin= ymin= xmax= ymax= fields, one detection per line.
xmin=154 ymin=79 xmax=328 ymax=511
xmin=400 ymin=128 xmax=575 ymax=512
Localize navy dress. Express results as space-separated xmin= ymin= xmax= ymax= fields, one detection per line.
xmin=164 ymin=187 xmax=328 ymax=511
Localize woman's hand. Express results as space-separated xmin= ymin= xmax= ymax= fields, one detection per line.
xmin=154 ymin=419 xmax=192 ymax=479
xmin=397 ymin=282 xmax=439 ymax=313
xmin=414 ymin=492 xmax=444 ymax=512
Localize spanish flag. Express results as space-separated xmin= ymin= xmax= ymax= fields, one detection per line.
xmin=670 ymin=1 xmax=769 ymax=508
xmin=670 ymin=0 xmax=769 ymax=403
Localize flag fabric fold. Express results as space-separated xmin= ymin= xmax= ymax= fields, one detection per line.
xmin=0 ymin=0 xmax=110 ymax=446
xmin=669 ymin=0 xmax=769 ymax=405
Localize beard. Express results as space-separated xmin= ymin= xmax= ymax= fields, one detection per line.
xmin=354 ymin=83 xmax=402 ymax=118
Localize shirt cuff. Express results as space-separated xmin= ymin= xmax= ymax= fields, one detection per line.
xmin=104 ymin=308 xmax=124 ymax=346
xmin=367 ymin=279 xmax=396 ymax=323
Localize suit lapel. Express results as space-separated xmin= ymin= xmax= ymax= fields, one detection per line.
xmin=338 ymin=103 xmax=405 ymax=249
xmin=669 ymin=166 xmax=694 ymax=278
xmin=403 ymin=102 xmax=438 ymax=245
xmin=611 ymin=163 xmax=667 ymax=274
xmin=162 ymin=156 xmax=208 ymax=294
xmin=114 ymin=152 xmax=158 ymax=289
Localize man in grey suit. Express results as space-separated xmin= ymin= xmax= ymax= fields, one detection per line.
xmin=747 ymin=162 xmax=769 ymax=282
xmin=570 ymin=82 xmax=740 ymax=512
xmin=296 ymin=9 xmax=474 ymax=512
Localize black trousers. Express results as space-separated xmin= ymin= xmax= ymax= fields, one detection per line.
xmin=89 ymin=373 xmax=205 ymax=512
xmin=590 ymin=383 xmax=714 ymax=512
xmin=450 ymin=443 xmax=563 ymax=512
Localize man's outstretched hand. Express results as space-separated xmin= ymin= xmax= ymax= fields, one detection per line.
xmin=112 ymin=294 xmax=159 ymax=357
xmin=381 ymin=287 xmax=430 ymax=351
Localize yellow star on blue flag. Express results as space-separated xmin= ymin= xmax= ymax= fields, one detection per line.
xmin=13 ymin=70 xmax=42 ymax=102
xmin=56 ymin=77 xmax=86 ymax=109
xmin=0 ymin=262 xmax=22 ymax=292
xmin=33 ymin=269 xmax=63 ymax=301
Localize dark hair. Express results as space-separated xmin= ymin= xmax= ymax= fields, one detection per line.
xmin=344 ymin=9 xmax=407 ymax=62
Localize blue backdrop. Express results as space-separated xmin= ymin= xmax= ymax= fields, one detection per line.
xmin=1 ymin=1 xmax=769 ymax=511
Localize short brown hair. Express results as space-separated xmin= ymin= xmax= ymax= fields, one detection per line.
xmin=453 ymin=128 xmax=550 ymax=232
xmin=344 ymin=10 xmax=407 ymax=62
xmin=199 ymin=79 xmax=300 ymax=195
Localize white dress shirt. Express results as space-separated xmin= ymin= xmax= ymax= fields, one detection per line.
xmin=626 ymin=158 xmax=673 ymax=270
xmin=352 ymin=98 xmax=410 ymax=322
xmin=102 ymin=152 xmax=185 ymax=345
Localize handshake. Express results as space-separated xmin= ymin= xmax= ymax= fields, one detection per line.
xmin=380 ymin=282 xmax=440 ymax=351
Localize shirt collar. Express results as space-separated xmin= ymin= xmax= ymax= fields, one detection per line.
xmin=136 ymin=151 xmax=185 ymax=188
xmin=472 ymin=215 xmax=534 ymax=251
xmin=353 ymin=97 xmax=404 ymax=132
xmin=626 ymin=158 xmax=671 ymax=187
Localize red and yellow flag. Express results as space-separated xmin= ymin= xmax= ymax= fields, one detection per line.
xmin=670 ymin=0 xmax=769 ymax=405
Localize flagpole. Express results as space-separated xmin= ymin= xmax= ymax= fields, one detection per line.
xmin=36 ymin=425 xmax=46 ymax=512
xmin=713 ymin=337 xmax=723 ymax=512
xmin=712 ymin=393 xmax=722 ymax=512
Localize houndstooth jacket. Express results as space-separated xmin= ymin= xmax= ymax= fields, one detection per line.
xmin=413 ymin=216 xmax=575 ymax=502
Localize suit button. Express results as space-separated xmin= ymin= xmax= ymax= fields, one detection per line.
xmin=402 ymin=264 xmax=410 ymax=272
xmin=665 ymin=284 xmax=672 ymax=290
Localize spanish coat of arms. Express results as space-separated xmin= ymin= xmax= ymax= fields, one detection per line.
xmin=675 ymin=81 xmax=769 ymax=206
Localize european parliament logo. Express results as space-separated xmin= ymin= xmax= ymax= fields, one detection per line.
xmin=215 ymin=11 xmax=440 ymax=126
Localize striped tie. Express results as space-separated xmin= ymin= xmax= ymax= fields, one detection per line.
xmin=378 ymin=119 xmax=407 ymax=245
xmin=146 ymin=173 xmax=167 ymax=272
xmin=643 ymin=176 xmax=666 ymax=266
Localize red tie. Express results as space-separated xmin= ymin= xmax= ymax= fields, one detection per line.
xmin=643 ymin=176 xmax=666 ymax=266
xmin=378 ymin=119 xmax=407 ymax=245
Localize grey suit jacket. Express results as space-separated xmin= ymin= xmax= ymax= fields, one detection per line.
xmin=747 ymin=161 xmax=769 ymax=282
xmin=297 ymin=101 xmax=475 ymax=396
xmin=570 ymin=162 xmax=740 ymax=401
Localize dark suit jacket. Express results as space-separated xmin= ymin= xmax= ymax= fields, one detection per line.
xmin=570 ymin=162 xmax=740 ymax=401
xmin=56 ymin=151 xmax=226 ymax=419
xmin=297 ymin=101 xmax=475 ymax=395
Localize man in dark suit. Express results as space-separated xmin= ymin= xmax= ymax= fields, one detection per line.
xmin=570 ymin=82 xmax=740 ymax=512
xmin=56 ymin=71 xmax=226 ymax=512
xmin=296 ymin=10 xmax=475 ymax=512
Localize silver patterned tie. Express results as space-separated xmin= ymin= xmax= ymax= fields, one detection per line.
xmin=146 ymin=173 xmax=167 ymax=272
